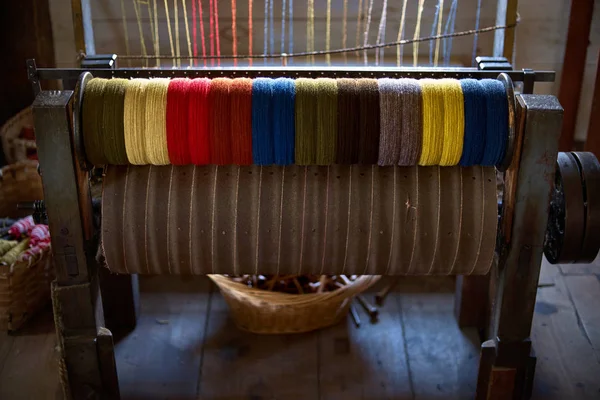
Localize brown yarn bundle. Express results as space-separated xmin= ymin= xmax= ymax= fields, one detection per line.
xmin=398 ymin=79 xmax=423 ymax=166
xmin=82 ymin=78 xmax=109 ymax=165
xmin=378 ymin=79 xmax=402 ymax=165
xmin=357 ymin=79 xmax=380 ymax=164
xmin=315 ymin=78 xmax=338 ymax=165
xmin=102 ymin=78 xmax=129 ymax=165
xmin=336 ymin=78 xmax=360 ymax=164
xmin=209 ymin=78 xmax=233 ymax=165
xmin=295 ymin=78 xmax=318 ymax=165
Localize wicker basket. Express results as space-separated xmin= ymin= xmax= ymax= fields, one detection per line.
xmin=1 ymin=107 xmax=37 ymax=164
xmin=0 ymin=161 xmax=52 ymax=331
xmin=209 ymin=274 xmax=380 ymax=334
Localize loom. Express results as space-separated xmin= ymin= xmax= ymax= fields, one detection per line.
xmin=27 ymin=59 xmax=600 ymax=399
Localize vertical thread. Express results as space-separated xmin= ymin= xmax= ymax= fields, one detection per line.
xmin=166 ymin=78 xmax=192 ymax=165
xmin=480 ymin=79 xmax=508 ymax=166
xmin=295 ymin=78 xmax=318 ymax=165
xmin=192 ymin=0 xmax=197 ymax=65
xmin=124 ymin=79 xmax=150 ymax=165
xmin=413 ymin=0 xmax=425 ymax=66
xmin=209 ymin=0 xmax=215 ymax=65
xmin=307 ymin=0 xmax=314 ymax=64
xmin=363 ymin=0 xmax=374 ymax=65
xmin=459 ymin=79 xmax=486 ymax=166
xmin=264 ymin=0 xmax=269 ymax=62
xmin=182 ymin=0 xmax=193 ymax=67
xmin=288 ymin=0 xmax=293 ymax=62
xmin=199 ymin=0 xmax=207 ymax=67
xmin=443 ymin=0 xmax=458 ymax=65
xmin=174 ymin=0 xmax=181 ymax=67
xmin=336 ymin=78 xmax=360 ymax=164
xmin=357 ymin=78 xmax=380 ymax=164
xmin=230 ymin=78 xmax=253 ymax=164
xmin=214 ymin=0 xmax=221 ymax=65
xmin=375 ymin=0 xmax=388 ymax=65
xmin=269 ymin=0 xmax=274 ymax=56
xmin=378 ymin=79 xmax=402 ymax=165
xmin=398 ymin=78 xmax=423 ymax=166
xmin=273 ymin=78 xmax=296 ymax=165
xmin=188 ymin=78 xmax=211 ymax=164
xmin=439 ymin=79 xmax=464 ymax=166
xmin=102 ymin=79 xmax=129 ymax=165
xmin=120 ymin=0 xmax=131 ymax=66
xmin=419 ymin=79 xmax=444 ymax=165
xmin=316 ymin=78 xmax=337 ymax=165
xmin=153 ymin=0 xmax=161 ymax=67
xmin=396 ymin=0 xmax=408 ymax=66
xmin=342 ymin=0 xmax=347 ymax=63
xmin=82 ymin=78 xmax=108 ymax=166
xmin=132 ymin=0 xmax=148 ymax=67
xmin=163 ymin=0 xmax=175 ymax=62
xmin=232 ymin=0 xmax=238 ymax=66
xmin=248 ymin=0 xmax=253 ymax=66
xmin=145 ymin=78 xmax=171 ymax=165
xmin=252 ymin=78 xmax=275 ymax=165
xmin=209 ymin=78 xmax=232 ymax=164
xmin=281 ymin=0 xmax=286 ymax=56
xmin=326 ymin=0 xmax=331 ymax=65
xmin=472 ymin=0 xmax=482 ymax=66
xmin=356 ymin=0 xmax=364 ymax=60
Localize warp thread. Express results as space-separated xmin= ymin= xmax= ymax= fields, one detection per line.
xmin=419 ymin=79 xmax=444 ymax=165
xmin=102 ymin=79 xmax=129 ymax=165
xmin=145 ymin=78 xmax=171 ymax=165
xmin=252 ymin=78 xmax=274 ymax=165
xmin=230 ymin=78 xmax=253 ymax=165
xmin=295 ymin=78 xmax=318 ymax=165
xmin=166 ymin=78 xmax=193 ymax=164
xmin=480 ymin=79 xmax=508 ymax=166
xmin=82 ymin=78 xmax=108 ymax=165
xmin=336 ymin=78 xmax=360 ymax=164
xmin=439 ymin=78 xmax=464 ymax=166
xmin=124 ymin=79 xmax=150 ymax=164
xmin=188 ymin=78 xmax=211 ymax=164
xmin=378 ymin=78 xmax=402 ymax=165
xmin=357 ymin=79 xmax=380 ymax=164
xmin=398 ymin=78 xmax=422 ymax=165
xmin=272 ymin=78 xmax=295 ymax=165
xmin=459 ymin=79 xmax=486 ymax=166
xmin=315 ymin=78 xmax=338 ymax=165
xmin=209 ymin=78 xmax=233 ymax=164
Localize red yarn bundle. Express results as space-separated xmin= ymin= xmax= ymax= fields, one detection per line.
xmin=166 ymin=78 xmax=192 ymax=164
xmin=230 ymin=78 xmax=253 ymax=164
xmin=188 ymin=78 xmax=211 ymax=164
xmin=209 ymin=78 xmax=233 ymax=164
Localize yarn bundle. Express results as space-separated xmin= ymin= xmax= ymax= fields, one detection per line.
xmin=0 ymin=216 xmax=50 ymax=265
xmin=82 ymin=77 xmax=508 ymax=168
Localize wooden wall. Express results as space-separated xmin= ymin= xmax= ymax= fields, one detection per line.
xmin=49 ymin=0 xmax=600 ymax=141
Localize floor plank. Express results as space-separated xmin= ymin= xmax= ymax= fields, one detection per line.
xmin=198 ymin=289 xmax=320 ymax=400
xmin=563 ymin=275 xmax=600 ymax=362
xmin=531 ymin=275 xmax=600 ymax=399
xmin=115 ymin=276 xmax=211 ymax=400
xmin=319 ymin=293 xmax=413 ymax=400
xmin=0 ymin=308 xmax=61 ymax=400
xmin=399 ymin=292 xmax=480 ymax=400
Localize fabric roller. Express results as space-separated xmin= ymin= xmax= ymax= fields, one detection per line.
xmin=102 ymin=164 xmax=497 ymax=275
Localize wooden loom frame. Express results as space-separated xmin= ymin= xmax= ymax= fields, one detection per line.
xmin=29 ymin=63 xmax=560 ymax=400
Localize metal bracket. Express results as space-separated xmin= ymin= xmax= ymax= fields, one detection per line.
xmin=27 ymin=59 xmax=40 ymax=97
xmin=81 ymin=54 xmax=118 ymax=69
xmin=476 ymin=56 xmax=513 ymax=71
xmin=522 ymin=68 xmax=536 ymax=94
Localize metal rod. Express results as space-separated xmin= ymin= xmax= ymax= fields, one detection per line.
xmin=32 ymin=66 xmax=555 ymax=82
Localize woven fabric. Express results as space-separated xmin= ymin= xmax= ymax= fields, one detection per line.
xmin=102 ymin=165 xmax=497 ymax=276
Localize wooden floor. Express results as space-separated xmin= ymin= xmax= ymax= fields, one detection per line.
xmin=1 ymin=259 xmax=600 ymax=400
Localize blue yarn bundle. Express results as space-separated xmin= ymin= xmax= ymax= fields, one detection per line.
xmin=272 ymin=78 xmax=296 ymax=165
xmin=252 ymin=78 xmax=275 ymax=165
xmin=479 ymin=79 xmax=508 ymax=166
xmin=459 ymin=79 xmax=487 ymax=166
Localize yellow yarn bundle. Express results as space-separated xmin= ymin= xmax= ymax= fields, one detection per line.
xmin=124 ymin=78 xmax=150 ymax=164
xmin=439 ymin=79 xmax=464 ymax=166
xmin=144 ymin=78 xmax=171 ymax=165
xmin=418 ymin=79 xmax=444 ymax=165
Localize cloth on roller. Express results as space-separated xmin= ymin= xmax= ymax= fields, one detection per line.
xmin=102 ymin=164 xmax=497 ymax=276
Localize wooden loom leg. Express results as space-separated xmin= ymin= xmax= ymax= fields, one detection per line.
xmin=33 ymin=90 xmax=120 ymax=399
xmin=475 ymin=95 xmax=562 ymax=400
xmin=100 ymin=270 xmax=140 ymax=335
